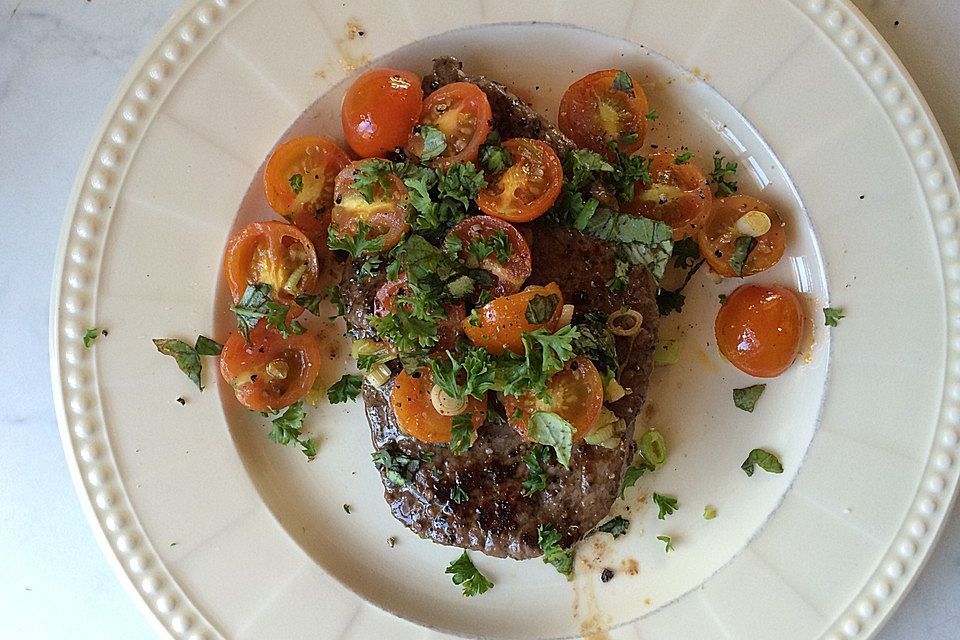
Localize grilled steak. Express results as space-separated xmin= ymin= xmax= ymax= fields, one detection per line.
xmin=336 ymin=59 xmax=659 ymax=559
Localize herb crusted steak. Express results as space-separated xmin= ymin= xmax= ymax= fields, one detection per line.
xmin=337 ymin=59 xmax=660 ymax=560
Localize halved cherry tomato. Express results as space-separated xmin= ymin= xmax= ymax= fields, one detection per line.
xmin=622 ymin=150 xmax=712 ymax=240
xmin=698 ymin=195 xmax=787 ymax=278
xmin=715 ymin=285 xmax=803 ymax=378
xmin=475 ymin=139 xmax=562 ymax=223
xmin=374 ymin=274 xmax=411 ymax=317
xmin=263 ymin=136 xmax=350 ymax=232
xmin=391 ymin=369 xmax=487 ymax=444
xmin=224 ymin=221 xmax=320 ymax=307
xmin=558 ymin=69 xmax=649 ymax=156
xmin=407 ymin=82 xmax=492 ymax=168
xmin=462 ymin=282 xmax=564 ymax=355
xmin=503 ymin=357 xmax=604 ymax=441
xmin=219 ymin=321 xmax=322 ymax=412
xmin=448 ymin=216 xmax=532 ymax=295
xmin=330 ymin=160 xmax=410 ymax=253
xmin=341 ymin=68 xmax=422 ymax=158
xmin=375 ymin=275 xmax=464 ymax=352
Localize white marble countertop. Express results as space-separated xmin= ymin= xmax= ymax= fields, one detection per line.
xmin=1 ymin=1 xmax=957 ymax=638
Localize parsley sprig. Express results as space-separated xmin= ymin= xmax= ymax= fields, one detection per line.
xmin=538 ymin=526 xmax=574 ymax=578
xmin=445 ymin=551 xmax=494 ymax=596
xmin=267 ymin=401 xmax=317 ymax=459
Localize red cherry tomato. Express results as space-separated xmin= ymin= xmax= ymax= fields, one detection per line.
xmin=621 ymin=150 xmax=712 ymax=240
xmin=219 ymin=322 xmax=322 ymax=412
xmin=462 ymin=282 xmax=564 ymax=355
xmin=224 ymin=221 xmax=320 ymax=308
xmin=341 ymin=68 xmax=422 ymax=158
xmin=503 ymin=357 xmax=604 ymax=441
xmin=330 ymin=160 xmax=410 ymax=254
xmin=558 ymin=69 xmax=650 ymax=156
xmin=475 ymin=139 xmax=563 ymax=223
xmin=698 ymin=195 xmax=787 ymax=278
xmin=407 ymin=82 xmax=492 ymax=168
xmin=715 ymin=285 xmax=804 ymax=377
xmin=448 ymin=216 xmax=532 ymax=295
xmin=390 ymin=369 xmax=487 ymax=444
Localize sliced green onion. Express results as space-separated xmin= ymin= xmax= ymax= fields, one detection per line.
xmin=638 ymin=429 xmax=667 ymax=466
xmin=365 ymin=362 xmax=392 ymax=387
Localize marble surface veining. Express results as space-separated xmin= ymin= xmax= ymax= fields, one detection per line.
xmin=0 ymin=0 xmax=957 ymax=638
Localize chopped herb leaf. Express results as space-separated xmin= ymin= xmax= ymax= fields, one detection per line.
xmin=351 ymin=158 xmax=397 ymax=203
xmin=709 ymin=154 xmax=738 ymax=196
xmin=741 ymin=449 xmax=784 ymax=476
xmin=478 ymin=131 xmax=513 ymax=175
xmin=194 ymin=335 xmax=223 ymax=356
xmin=597 ymin=515 xmax=630 ymax=538
xmin=445 ymin=551 xmax=494 ymax=596
xmin=703 ymin=505 xmax=717 ymax=520
xmin=583 ymin=208 xmax=673 ymax=281
xmin=728 ymin=235 xmax=757 ymax=277
xmin=451 ymin=483 xmax=468 ymax=504
xmin=498 ymin=326 xmax=580 ymax=399
xmin=619 ymin=463 xmax=651 ymax=498
xmin=83 ymin=328 xmax=100 ymax=348
xmin=526 ymin=412 xmax=574 ymax=468
xmin=372 ymin=444 xmax=424 ymax=486
xmin=443 ymin=233 xmax=464 ymax=256
xmin=289 ymin=173 xmax=303 ymax=195
xmin=607 ymin=259 xmax=631 ymax=293
xmin=606 ymin=141 xmax=653 ymax=202
xmin=327 ymin=374 xmax=363 ymax=404
xmin=153 ymin=338 xmax=203 ymax=390
xmin=646 ymin=109 xmax=659 ymax=122
xmin=327 ymin=221 xmax=386 ymax=259
xmin=570 ymin=313 xmax=618 ymax=374
xmin=430 ymin=346 xmax=496 ymax=401
xmin=450 ymin=414 xmax=474 ymax=454
xmin=657 ymin=535 xmax=674 ymax=552
xmin=674 ymin=151 xmax=694 ymax=165
xmin=653 ymin=493 xmax=678 ymax=520
xmin=231 ymin=283 xmax=302 ymax=339
xmin=417 ymin=124 xmax=447 ymax=162
xmin=733 ymin=384 xmax=766 ymax=412
xmin=823 ymin=306 xmax=846 ymax=327
xmin=522 ymin=445 xmax=551 ymax=496
xmin=525 ymin=293 xmax=560 ymax=324
xmin=538 ymin=526 xmax=574 ymax=578
xmin=611 ymin=70 xmax=635 ymax=97
xmin=467 ymin=229 xmax=512 ymax=265
xmin=268 ymin=401 xmax=316 ymax=459
xmin=718 ymin=293 xmax=728 ymax=305
xmin=446 ymin=275 xmax=475 ymax=297
xmin=656 ymin=289 xmax=685 ymax=316
xmin=564 ymin=149 xmax=615 ymax=192
xmin=671 ymin=236 xmax=701 ymax=269
xmin=358 ymin=255 xmax=383 ymax=281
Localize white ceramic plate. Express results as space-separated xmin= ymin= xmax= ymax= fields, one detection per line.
xmin=51 ymin=1 xmax=960 ymax=639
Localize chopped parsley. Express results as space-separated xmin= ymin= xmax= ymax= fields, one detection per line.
xmin=327 ymin=221 xmax=386 ymax=259
xmin=522 ymin=445 xmax=550 ymax=496
xmin=619 ymin=463 xmax=651 ymax=498
xmin=372 ymin=444 xmax=428 ymax=486
xmin=611 ymin=70 xmax=635 ymax=97
xmin=449 ymin=414 xmax=474 ymax=454
xmin=351 ymin=159 xmax=397 ymax=203
xmin=327 ymin=374 xmax=363 ymax=404
xmin=607 ymin=259 xmax=630 ymax=293
xmin=478 ymin=131 xmax=513 ymax=175
xmin=467 ymin=229 xmax=512 ymax=265
xmin=656 ymin=289 xmax=685 ymax=316
xmin=231 ymin=283 xmax=303 ymax=339
xmin=646 ymin=109 xmax=659 ymax=122
xmin=741 ymin=449 xmax=784 ymax=476
xmin=153 ymin=338 xmax=204 ymax=390
xmin=289 ymin=173 xmax=303 ymax=195
xmin=538 ymin=526 xmax=574 ymax=578
xmin=597 ymin=515 xmax=629 ymax=539
xmin=268 ymin=401 xmax=317 ymax=459
xmin=671 ymin=237 xmax=701 ymax=269
xmin=525 ymin=293 xmax=560 ymax=324
xmin=823 ymin=306 xmax=846 ymax=327
xmin=417 ymin=125 xmax=447 ymax=162
xmin=451 ymin=483 xmax=468 ymax=504
xmin=709 ymin=154 xmax=738 ymax=196
xmin=657 ymin=535 xmax=674 ymax=552
xmin=605 ymin=140 xmax=652 ymax=202
xmin=564 ymin=149 xmax=614 ymax=192
xmin=718 ymin=293 xmax=728 ymax=305
xmin=430 ymin=347 xmax=496 ymax=401
xmin=526 ymin=412 xmax=574 ymax=468
xmin=652 ymin=493 xmax=678 ymax=520
xmin=83 ymin=328 xmax=101 ymax=348
xmin=406 ymin=163 xmax=487 ymax=234
xmin=498 ymin=325 xmax=580 ymax=399
xmin=445 ymin=551 xmax=494 ymax=597
xmin=728 ymin=235 xmax=757 ymax=277
xmin=673 ymin=151 xmax=694 ymax=165
xmin=733 ymin=384 xmax=766 ymax=412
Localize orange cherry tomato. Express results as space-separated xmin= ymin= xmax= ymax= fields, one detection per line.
xmin=219 ymin=321 xmax=322 ymax=412
xmin=224 ymin=221 xmax=320 ymax=307
xmin=407 ymin=82 xmax=492 ymax=168
xmin=475 ymin=139 xmax=562 ymax=223
xmin=330 ymin=160 xmax=410 ymax=253
xmin=503 ymin=357 xmax=604 ymax=441
xmin=462 ymin=282 xmax=564 ymax=355
xmin=448 ymin=215 xmax=532 ymax=295
xmin=698 ymin=195 xmax=787 ymax=278
xmin=622 ymin=150 xmax=712 ymax=240
xmin=558 ymin=69 xmax=649 ymax=156
xmin=341 ymin=68 xmax=422 ymax=158
xmin=390 ymin=369 xmax=487 ymax=444
xmin=715 ymin=285 xmax=804 ymax=378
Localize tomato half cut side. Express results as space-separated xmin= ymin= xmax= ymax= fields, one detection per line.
xmin=558 ymin=69 xmax=649 ymax=156
xmin=224 ymin=221 xmax=320 ymax=306
xmin=219 ymin=322 xmax=322 ymax=412
xmin=462 ymin=282 xmax=564 ymax=355
xmin=390 ymin=370 xmax=487 ymax=444
xmin=698 ymin=195 xmax=787 ymax=278
xmin=341 ymin=68 xmax=423 ymax=158
xmin=715 ymin=284 xmax=804 ymax=378
xmin=503 ymin=356 xmax=604 ymax=441
xmin=263 ymin=136 xmax=350 ymax=223
xmin=475 ymin=139 xmax=562 ymax=223
xmin=622 ymin=150 xmax=712 ymax=240
xmin=330 ymin=160 xmax=410 ymax=253
xmin=408 ymin=82 xmax=492 ymax=168
xmin=448 ymin=215 xmax=532 ymax=295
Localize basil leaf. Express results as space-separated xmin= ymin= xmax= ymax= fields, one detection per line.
xmin=153 ymin=338 xmax=202 ymax=390
xmin=418 ymin=125 xmax=447 ymax=161
xmin=741 ymin=448 xmax=784 ymax=476
xmin=194 ymin=335 xmax=223 ymax=356
xmin=525 ymin=293 xmax=559 ymax=324
xmin=733 ymin=384 xmax=766 ymax=412
xmin=728 ymin=236 xmax=757 ymax=277
xmin=527 ymin=412 xmax=574 ymax=468
xmin=597 ymin=515 xmax=629 ymax=538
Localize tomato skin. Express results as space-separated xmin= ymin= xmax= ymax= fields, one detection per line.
xmin=476 ymin=139 xmax=563 ymax=223
xmin=224 ymin=221 xmax=320 ymax=308
xmin=341 ymin=68 xmax=422 ymax=158
xmin=715 ymin=285 xmax=804 ymax=378
xmin=503 ymin=357 xmax=604 ymax=441
xmin=409 ymin=82 xmax=492 ymax=168
xmin=219 ymin=322 xmax=322 ymax=412
xmin=698 ymin=195 xmax=787 ymax=278
xmin=330 ymin=160 xmax=410 ymax=253
xmin=462 ymin=282 xmax=564 ymax=355
xmin=622 ymin=150 xmax=712 ymax=240
xmin=263 ymin=136 xmax=350 ymax=219
xmin=390 ymin=370 xmax=487 ymax=444
xmin=558 ymin=69 xmax=649 ymax=155
xmin=448 ymin=215 xmax=532 ymax=295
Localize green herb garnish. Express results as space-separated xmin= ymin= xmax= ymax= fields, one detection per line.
xmin=525 ymin=293 xmax=560 ymax=324
xmin=327 ymin=374 xmax=363 ymax=404
xmin=709 ymin=154 xmax=738 ymax=196
xmin=597 ymin=515 xmax=630 ymax=538
xmin=327 ymin=221 xmax=386 ymax=259
xmin=289 ymin=173 xmax=303 ymax=195
xmin=526 ymin=412 xmax=574 ymax=468
xmin=611 ymin=70 xmax=635 ymax=97
xmin=652 ymin=493 xmax=678 ymax=520
xmin=83 ymin=328 xmax=101 ymax=348
xmin=741 ymin=449 xmax=784 ymax=476
xmin=268 ymin=401 xmax=317 ymax=459
xmin=417 ymin=125 xmax=447 ymax=162
xmin=823 ymin=307 xmax=846 ymax=327
xmin=445 ymin=551 xmax=494 ymax=596
xmin=673 ymin=152 xmax=694 ymax=165
xmin=657 ymin=535 xmax=674 ymax=552
xmin=451 ymin=483 xmax=468 ymax=504
xmin=646 ymin=109 xmax=659 ymax=121
xmin=522 ymin=445 xmax=550 ymax=496
xmin=478 ymin=131 xmax=513 ymax=175
xmin=449 ymin=414 xmax=474 ymax=454
xmin=538 ymin=526 xmax=574 ymax=578
xmin=728 ymin=235 xmax=757 ymax=277
xmin=733 ymin=384 xmax=766 ymax=412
